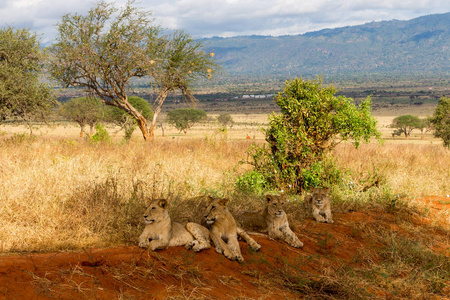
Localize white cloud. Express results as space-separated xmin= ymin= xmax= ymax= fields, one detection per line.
xmin=0 ymin=0 xmax=448 ymax=42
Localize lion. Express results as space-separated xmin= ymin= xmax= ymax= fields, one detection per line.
xmin=138 ymin=199 xmax=211 ymax=252
xmin=235 ymin=194 xmax=303 ymax=248
xmin=305 ymin=187 xmax=334 ymax=223
xmin=203 ymin=197 xmax=261 ymax=262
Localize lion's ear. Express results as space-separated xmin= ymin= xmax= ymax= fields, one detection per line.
xmin=206 ymin=196 xmax=214 ymax=205
xmin=158 ymin=199 xmax=168 ymax=209
xmin=265 ymin=195 xmax=273 ymax=203
xmin=218 ymin=198 xmax=229 ymax=206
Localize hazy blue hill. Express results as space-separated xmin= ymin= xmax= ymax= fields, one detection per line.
xmin=202 ymin=12 xmax=450 ymax=78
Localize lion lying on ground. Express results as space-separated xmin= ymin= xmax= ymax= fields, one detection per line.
xmin=138 ymin=199 xmax=211 ymax=252
xmin=235 ymin=194 xmax=303 ymax=248
xmin=305 ymin=187 xmax=334 ymax=223
xmin=203 ymin=197 xmax=261 ymax=262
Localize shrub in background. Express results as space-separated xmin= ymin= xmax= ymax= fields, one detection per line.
xmin=167 ymin=108 xmax=207 ymax=135
xmin=430 ymin=96 xmax=450 ymax=149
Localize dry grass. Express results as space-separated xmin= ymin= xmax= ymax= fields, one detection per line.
xmin=0 ymin=121 xmax=449 ymax=253
xmin=333 ymin=143 xmax=450 ymax=197
xmin=0 ymin=134 xmax=253 ymax=252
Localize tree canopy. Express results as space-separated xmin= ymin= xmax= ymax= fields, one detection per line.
xmin=49 ymin=1 xmax=158 ymax=140
xmin=0 ymin=27 xmax=55 ymax=133
xmin=166 ymin=108 xmax=207 ymax=135
xmin=391 ymin=115 xmax=422 ymax=139
xmin=59 ymin=96 xmax=104 ymax=137
xmin=430 ymin=96 xmax=450 ymax=149
xmin=217 ymin=113 xmax=234 ymax=127
xmin=49 ymin=0 xmax=218 ymax=141
xmin=148 ymin=30 xmax=219 ymax=136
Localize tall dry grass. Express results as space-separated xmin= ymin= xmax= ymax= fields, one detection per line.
xmin=333 ymin=143 xmax=450 ymax=197
xmin=0 ymin=132 xmax=449 ymax=253
xmin=0 ymin=136 xmax=252 ymax=252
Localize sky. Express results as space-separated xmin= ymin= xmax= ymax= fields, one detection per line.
xmin=1 ymin=0 xmax=449 ymax=42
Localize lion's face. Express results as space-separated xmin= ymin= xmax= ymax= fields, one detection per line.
xmin=143 ymin=199 xmax=168 ymax=225
xmin=204 ymin=197 xmax=229 ymax=225
xmin=266 ymin=195 xmax=286 ymax=218
xmin=311 ymin=188 xmax=330 ymax=207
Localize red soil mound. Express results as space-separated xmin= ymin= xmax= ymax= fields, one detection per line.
xmin=0 ymin=196 xmax=449 ymax=299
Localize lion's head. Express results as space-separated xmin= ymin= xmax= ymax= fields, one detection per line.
xmin=265 ymin=194 xmax=286 ymax=218
xmin=143 ymin=199 xmax=169 ymax=225
xmin=203 ymin=197 xmax=229 ymax=225
xmin=310 ymin=188 xmax=330 ymax=207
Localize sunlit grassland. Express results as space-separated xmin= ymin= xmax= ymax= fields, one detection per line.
xmin=0 ymin=112 xmax=449 ymax=253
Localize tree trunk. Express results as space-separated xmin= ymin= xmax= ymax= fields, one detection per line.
xmin=159 ymin=122 xmax=165 ymax=137
xmin=149 ymin=89 xmax=170 ymax=137
xmin=135 ymin=115 xmax=150 ymax=140
xmin=118 ymin=97 xmax=151 ymax=141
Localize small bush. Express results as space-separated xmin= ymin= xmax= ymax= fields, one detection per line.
xmin=90 ymin=124 xmax=111 ymax=143
xmin=236 ymin=170 xmax=269 ymax=194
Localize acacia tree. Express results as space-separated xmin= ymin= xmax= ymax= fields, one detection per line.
xmin=59 ymin=96 xmax=103 ymax=137
xmin=217 ymin=113 xmax=234 ymax=128
xmin=50 ymin=1 xmax=217 ymax=141
xmin=243 ymin=77 xmax=380 ymax=192
xmin=391 ymin=115 xmax=421 ymax=139
xmin=0 ymin=27 xmax=55 ymax=134
xmin=49 ymin=1 xmax=160 ymax=141
xmin=430 ymin=96 xmax=450 ymax=149
xmin=148 ymin=30 xmax=218 ymax=136
xmin=417 ymin=117 xmax=432 ymax=139
xmin=166 ymin=108 xmax=207 ymax=135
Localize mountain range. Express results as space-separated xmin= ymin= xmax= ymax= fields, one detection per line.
xmin=201 ymin=12 xmax=450 ymax=79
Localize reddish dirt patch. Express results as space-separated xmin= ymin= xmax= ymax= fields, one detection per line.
xmin=1 ymin=197 xmax=449 ymax=299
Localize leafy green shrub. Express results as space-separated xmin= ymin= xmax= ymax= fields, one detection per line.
xmin=90 ymin=124 xmax=111 ymax=143
xmin=245 ymin=77 xmax=380 ymax=193
xmin=235 ymin=170 xmax=268 ymax=194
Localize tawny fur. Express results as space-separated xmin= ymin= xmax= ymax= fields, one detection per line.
xmin=305 ymin=188 xmax=334 ymax=223
xmin=203 ymin=197 xmax=261 ymax=262
xmin=138 ymin=199 xmax=210 ymax=252
xmin=236 ymin=194 xmax=303 ymax=248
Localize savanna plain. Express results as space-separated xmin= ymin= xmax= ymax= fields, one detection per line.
xmin=0 ymin=97 xmax=449 ymax=299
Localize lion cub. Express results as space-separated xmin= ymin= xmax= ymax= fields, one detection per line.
xmin=305 ymin=187 xmax=334 ymax=223
xmin=203 ymin=197 xmax=261 ymax=263
xmin=138 ymin=199 xmax=211 ymax=252
xmin=235 ymin=194 xmax=303 ymax=248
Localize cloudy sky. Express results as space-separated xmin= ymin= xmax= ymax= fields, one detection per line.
xmin=1 ymin=0 xmax=449 ymax=42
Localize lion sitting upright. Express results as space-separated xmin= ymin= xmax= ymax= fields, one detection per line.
xmin=203 ymin=197 xmax=261 ymax=263
xmin=235 ymin=194 xmax=303 ymax=248
xmin=138 ymin=198 xmax=211 ymax=252
xmin=305 ymin=187 xmax=334 ymax=223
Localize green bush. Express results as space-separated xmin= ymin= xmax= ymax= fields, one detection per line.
xmin=430 ymin=96 xmax=450 ymax=149
xmin=235 ymin=170 xmax=268 ymax=194
xmin=90 ymin=124 xmax=111 ymax=143
xmin=245 ymin=77 xmax=380 ymax=193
